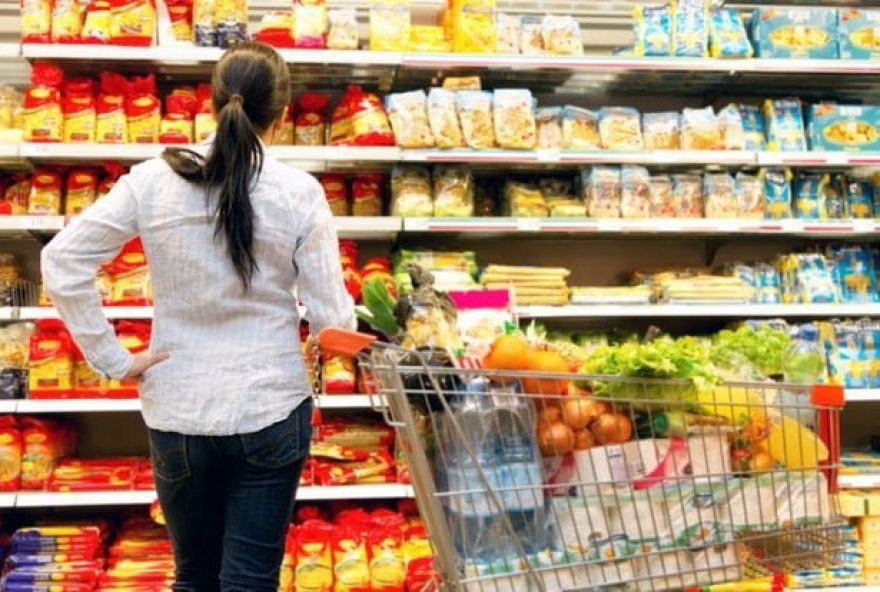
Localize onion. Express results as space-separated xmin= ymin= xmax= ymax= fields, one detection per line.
xmin=591 ymin=412 xmax=633 ymax=445
xmin=538 ymin=405 xmax=563 ymax=425
xmin=573 ymin=429 xmax=596 ymax=450
xmin=562 ymin=398 xmax=608 ymax=430
xmin=537 ymin=421 xmax=574 ymax=456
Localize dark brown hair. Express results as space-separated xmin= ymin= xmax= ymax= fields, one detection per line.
xmin=162 ymin=42 xmax=291 ymax=288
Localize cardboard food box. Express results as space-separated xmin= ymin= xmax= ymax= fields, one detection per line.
xmin=751 ymin=8 xmax=838 ymax=59
xmin=808 ymin=103 xmax=880 ymax=152
xmin=839 ymin=9 xmax=880 ymax=59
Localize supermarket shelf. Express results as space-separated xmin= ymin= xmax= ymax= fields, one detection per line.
xmin=0 ymin=215 xmax=65 ymax=232
xmin=515 ymin=303 xmax=880 ymax=319
xmin=838 ymin=474 xmax=880 ymax=489
xmin=758 ymin=151 xmax=880 ymax=167
xmin=15 ymin=490 xmax=158 ymax=508
xmin=0 ymin=400 xmax=16 ymax=413
xmin=296 ymin=484 xmax=415 ymax=501
xmin=844 ymin=389 xmax=880 ymax=402
xmin=334 ymin=217 xmax=401 ymax=240
xmin=16 ymin=398 xmax=141 ymax=413
xmin=8 ymin=307 xmax=155 ymax=320
xmin=0 ymin=494 xmax=16 ymax=508
xmin=314 ymin=394 xmax=386 ymax=409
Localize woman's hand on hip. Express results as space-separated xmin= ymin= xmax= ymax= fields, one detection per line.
xmin=125 ymin=351 xmax=171 ymax=380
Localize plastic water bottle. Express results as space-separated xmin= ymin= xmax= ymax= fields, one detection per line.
xmin=782 ymin=325 xmax=826 ymax=425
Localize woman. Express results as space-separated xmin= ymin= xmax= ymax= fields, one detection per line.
xmin=42 ymin=42 xmax=354 ymax=592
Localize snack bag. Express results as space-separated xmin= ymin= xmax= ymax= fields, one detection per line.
xmin=126 ymin=74 xmax=160 ymax=143
xmin=582 ymin=166 xmax=621 ymax=218
xmin=29 ymin=168 xmax=63 ymax=215
xmin=672 ymin=173 xmax=703 ymax=217
xmin=426 ymin=88 xmax=464 ymax=149
xmin=323 ymin=356 xmax=356 ymax=394
xmin=21 ymin=0 xmax=52 ymax=42
xmin=495 ymin=12 xmax=520 ymax=53
xmin=108 ymin=321 xmax=151 ymax=395
xmin=255 ymin=11 xmax=294 ymax=47
xmin=386 ymin=91 xmax=434 ymax=149
xmin=352 ymin=173 xmax=384 ymax=216
xmin=28 ymin=320 xmax=74 ymax=399
xmin=165 ymin=0 xmax=193 ymax=42
xmin=492 ymin=89 xmax=536 ymax=150
xmin=294 ymin=0 xmax=328 ymax=48
xmin=52 ymin=0 xmax=86 ymax=42
xmin=843 ymin=176 xmax=873 ymax=219
xmin=194 ymin=83 xmax=216 ymax=142
xmin=739 ymin=104 xmax=766 ymax=150
xmin=110 ymin=0 xmax=156 ymax=46
xmin=82 ymin=0 xmax=113 ymax=43
xmin=735 ymin=171 xmax=764 ymax=218
xmin=24 ymin=64 xmax=64 ymax=143
xmin=329 ymin=94 xmax=354 ymax=146
xmin=536 ymin=106 xmax=562 ymax=149
xmin=633 ymin=2 xmax=671 ymax=56
xmin=561 ymin=106 xmax=601 ymax=150
xmin=65 ymin=167 xmax=98 ymax=215
xmin=456 ymin=90 xmax=495 ymax=150
xmin=320 ymin=173 xmax=350 ymax=216
xmin=96 ymin=71 xmax=129 ymax=144
xmin=718 ymin=104 xmax=745 ymax=150
xmin=0 ymin=416 xmax=21 ymax=491
xmin=763 ymin=98 xmax=807 ymax=152
xmin=295 ymin=521 xmax=334 ymax=592
xmin=681 ymin=106 xmax=722 ymax=150
xmin=673 ymin=0 xmax=708 ymax=57
xmin=709 ymin=8 xmax=752 ymax=58
xmin=159 ymin=91 xmax=196 ymax=144
xmin=295 ymin=92 xmax=330 ymax=146
xmin=347 ymin=86 xmax=395 ymax=146
xmin=620 ymin=165 xmax=650 ymax=218
xmin=751 ymin=7 xmax=838 ymax=59
xmin=762 ymin=168 xmax=793 ymax=219
xmin=391 ymin=166 xmax=432 ymax=217
xmin=703 ymin=172 xmax=737 ymax=218
xmin=649 ymin=174 xmax=675 ymax=217
xmin=433 ymin=165 xmax=474 ymax=217
xmin=328 ymin=8 xmax=358 ymax=49
xmin=215 ymin=0 xmax=247 ymax=47
xmin=541 ymin=15 xmax=582 ymax=55
xmin=332 ymin=526 xmax=370 ymax=592
xmin=794 ymin=172 xmax=830 ymax=219
xmin=839 ymin=9 xmax=880 ymax=60
xmin=62 ymin=79 xmax=96 ymax=143
xmin=520 ymin=15 xmax=543 ymax=54
xmin=193 ymin=0 xmax=215 ymax=45
xmin=598 ymin=107 xmax=643 ymax=150
xmin=4 ymin=175 xmax=31 ymax=215
xmin=642 ymin=111 xmax=680 ymax=150
xmin=369 ymin=0 xmax=410 ymax=51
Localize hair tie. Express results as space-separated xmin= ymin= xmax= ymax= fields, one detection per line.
xmin=229 ymin=93 xmax=244 ymax=106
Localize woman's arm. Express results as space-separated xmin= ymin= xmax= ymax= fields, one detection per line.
xmin=41 ymin=175 xmax=139 ymax=379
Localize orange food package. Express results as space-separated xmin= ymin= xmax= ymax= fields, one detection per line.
xmin=346 ymin=85 xmax=395 ymax=146
xmin=319 ymin=173 xmax=349 ymax=216
xmin=0 ymin=416 xmax=22 ymax=491
xmin=314 ymin=450 xmax=394 ymax=485
xmin=159 ymin=91 xmax=197 ymax=144
xmin=82 ymin=0 xmax=113 ymax=43
xmin=63 ymin=78 xmax=97 ymax=143
xmin=329 ymin=98 xmax=353 ymax=146
xmin=275 ymin=100 xmax=295 ymax=144
xmin=28 ymin=167 xmax=63 ymax=215
xmin=126 ymin=74 xmax=160 ymax=143
xmin=98 ymin=161 xmax=126 ymax=197
xmin=293 ymin=0 xmax=328 ymax=48
xmin=368 ymin=526 xmax=406 ymax=592
xmin=194 ymin=83 xmax=216 ymax=142
xmin=52 ymin=0 xmax=87 ymax=43
xmin=105 ymin=237 xmax=151 ymax=305
xmin=20 ymin=417 xmax=62 ymax=490
xmin=65 ymin=167 xmax=98 ymax=215
xmin=166 ymin=0 xmax=193 ymax=41
xmin=96 ymin=72 xmax=130 ymax=143
xmin=22 ymin=0 xmax=52 ymax=43
xmin=28 ymin=319 xmax=75 ymax=399
xmin=107 ymin=320 xmax=151 ymax=396
xmin=295 ymin=92 xmax=330 ymax=146
xmin=24 ymin=64 xmax=64 ymax=142
xmin=4 ymin=174 xmax=32 ymax=215
xmin=295 ymin=520 xmax=334 ymax=592
xmin=332 ymin=525 xmax=370 ymax=592
xmin=73 ymin=344 xmax=109 ymax=397
xmin=109 ymin=0 xmax=155 ymax=45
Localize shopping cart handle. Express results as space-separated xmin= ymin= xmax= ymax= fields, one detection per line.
xmin=317 ymin=328 xmax=377 ymax=357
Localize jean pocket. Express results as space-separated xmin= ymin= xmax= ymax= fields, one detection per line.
xmin=240 ymin=401 xmax=312 ymax=470
xmin=148 ymin=430 xmax=191 ymax=483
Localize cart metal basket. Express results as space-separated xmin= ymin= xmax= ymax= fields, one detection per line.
xmin=321 ymin=330 xmax=848 ymax=592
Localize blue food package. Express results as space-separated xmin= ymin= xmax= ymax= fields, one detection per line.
xmin=778 ymin=253 xmax=839 ymax=304
xmin=709 ymin=8 xmax=753 ymax=58
xmin=761 ymin=168 xmax=793 ymax=219
xmin=828 ymin=244 xmax=878 ymax=304
xmin=763 ymin=98 xmax=807 ymax=152
xmin=826 ymin=174 xmax=848 ymax=219
xmin=755 ymin=263 xmax=782 ymax=304
xmin=843 ymin=176 xmax=874 ymax=218
xmin=839 ymin=8 xmax=880 ymax=59
xmin=673 ymin=0 xmax=708 ymax=57
xmin=807 ymin=103 xmax=880 ymax=152
xmin=794 ymin=172 xmax=830 ymax=219
xmin=739 ymin=104 xmax=766 ymax=150
xmin=634 ymin=3 xmax=672 ymax=56
xmin=750 ymin=7 xmax=838 ymax=58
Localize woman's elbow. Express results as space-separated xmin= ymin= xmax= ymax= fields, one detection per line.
xmin=40 ymin=242 xmax=62 ymax=296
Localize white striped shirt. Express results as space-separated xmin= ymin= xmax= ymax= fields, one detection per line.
xmin=42 ymin=154 xmax=355 ymax=435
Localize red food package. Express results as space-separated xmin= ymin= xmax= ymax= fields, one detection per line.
xmin=0 ymin=416 xmax=21 ymax=491
xmin=98 ymin=161 xmax=126 ymax=197
xmin=52 ymin=0 xmax=87 ymax=43
xmin=96 ymin=72 xmax=130 ymax=144
xmin=82 ymin=0 xmax=113 ymax=43
xmin=24 ymin=64 xmax=64 ymax=143
xmin=332 ymin=524 xmax=370 ymax=592
xmin=159 ymin=92 xmax=196 ymax=144
xmin=319 ymin=173 xmax=349 ymax=216
xmin=21 ymin=0 xmax=53 ymax=43
xmin=299 ymin=457 xmax=314 ymax=487
xmin=194 ymin=83 xmax=216 ymax=143
xmin=72 ymin=342 xmax=108 ymax=397
xmin=329 ymin=94 xmax=353 ymax=146
xmin=368 ymin=526 xmax=406 ymax=591
xmin=165 ymin=0 xmax=192 ymax=42
xmin=109 ymin=0 xmax=155 ymax=46
xmin=126 ymin=74 xmax=160 ymax=143
xmin=254 ymin=12 xmax=295 ymax=48
xmin=406 ymin=556 xmax=439 ymax=592
xmin=65 ymin=167 xmax=98 ymax=215
xmin=62 ymin=79 xmax=97 ymax=143
xmin=346 ymin=85 xmax=395 ymax=147
xmin=20 ymin=417 xmax=61 ymax=490
xmin=28 ymin=319 xmax=75 ymax=400
xmin=5 ymin=174 xmax=32 ymax=215
xmin=295 ymin=520 xmax=334 ymax=592
xmin=295 ymin=92 xmax=329 ymax=146
xmin=351 ymin=173 xmax=384 ymax=216
xmin=107 ymin=320 xmax=151 ymax=397
xmin=104 ymin=237 xmax=151 ymax=306
xmin=293 ymin=0 xmax=327 ymax=49
xmin=28 ymin=167 xmax=63 ymax=215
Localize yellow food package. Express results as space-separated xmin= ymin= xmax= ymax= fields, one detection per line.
xmin=296 ymin=522 xmax=334 ymax=592
xmin=51 ymin=0 xmax=86 ymax=42
xmin=109 ymin=0 xmax=155 ymax=45
xmin=21 ymin=0 xmax=52 ymax=42
xmin=332 ymin=527 xmax=370 ymax=592
xmin=452 ymin=0 xmax=495 ymax=53
xmin=408 ymin=25 xmax=450 ymax=52
xmin=28 ymin=169 xmax=63 ymax=215
xmin=369 ymin=0 xmax=410 ymax=51
xmin=368 ymin=527 xmax=405 ymax=590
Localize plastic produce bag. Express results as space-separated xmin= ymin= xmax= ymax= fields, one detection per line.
xmin=456 ymin=90 xmax=495 ymax=149
xmin=427 ymin=88 xmax=464 ymax=148
xmin=582 ymin=166 xmax=621 ymax=218
xmin=434 ymin=166 xmax=474 ymax=217
xmin=493 ymin=89 xmax=536 ymax=149
xmin=643 ymin=111 xmax=680 ymax=150
xmin=599 ymin=107 xmax=643 ymax=150
xmin=621 ymin=165 xmax=651 ymax=218
xmin=703 ymin=172 xmax=737 ymax=218
xmin=386 ymin=90 xmax=434 ymax=149
xmin=391 ymin=166 xmax=432 ymax=217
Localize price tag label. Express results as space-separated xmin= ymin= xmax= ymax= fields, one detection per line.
xmin=519 ymin=218 xmax=541 ymax=232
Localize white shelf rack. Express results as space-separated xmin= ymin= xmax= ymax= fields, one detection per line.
xmin=838 ymin=474 xmax=880 ymax=490
xmin=514 ymin=303 xmax=880 ymax=319
xmin=844 ymin=389 xmax=880 ymax=402
xmin=5 ymin=307 xmax=156 ymax=321
xmin=9 ymin=394 xmax=384 ymax=413
xmin=0 ymin=493 xmax=16 ymax=508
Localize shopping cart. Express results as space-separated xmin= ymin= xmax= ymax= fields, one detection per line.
xmin=319 ymin=329 xmax=848 ymax=592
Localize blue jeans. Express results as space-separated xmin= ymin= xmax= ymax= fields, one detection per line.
xmin=148 ymin=400 xmax=312 ymax=592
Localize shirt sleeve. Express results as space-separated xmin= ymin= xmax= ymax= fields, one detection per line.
xmin=41 ymin=175 xmax=139 ymax=379
xmin=294 ymin=185 xmax=356 ymax=334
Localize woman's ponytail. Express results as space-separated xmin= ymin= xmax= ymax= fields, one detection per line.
xmin=162 ymin=42 xmax=290 ymax=290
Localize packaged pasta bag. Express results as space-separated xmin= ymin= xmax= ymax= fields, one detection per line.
xmin=434 ymin=165 xmax=474 ymax=217
xmin=390 ymin=166 xmax=432 ymax=217
xmin=194 ymin=83 xmax=216 ymax=142
xmin=82 ymin=0 xmax=113 ymax=43
xmin=4 ymin=175 xmax=31 ymax=215
xmin=159 ymin=91 xmax=196 ymax=143
xmin=620 ymin=165 xmax=651 ymax=218
xmin=332 ymin=525 xmax=370 ymax=592
xmin=673 ymin=0 xmax=708 ymax=57
xmin=598 ymin=107 xmax=643 ymax=150
xmin=672 ymin=173 xmax=703 ymax=217
xmin=273 ymin=100 xmax=294 ymax=144
xmin=62 ymin=78 xmax=96 ymax=143
xmin=109 ymin=0 xmax=156 ymax=46
xmin=24 ymin=64 xmax=64 ymax=143
xmin=347 ymin=86 xmax=395 ymax=146
xmin=794 ymin=172 xmax=830 ymax=219
xmin=561 ymin=106 xmax=600 ymax=150
xmin=649 ymin=174 xmax=675 ymax=217
xmin=717 ymin=104 xmax=745 ymax=150
xmin=215 ymin=0 xmax=247 ymax=47
xmin=426 ymin=88 xmax=464 ymax=149
xmin=633 ymin=2 xmax=671 ymax=56
xmin=541 ymin=15 xmax=582 ymax=55
xmin=192 ymin=0 xmax=215 ymax=46
xmin=295 ymin=92 xmax=329 ymax=146
xmin=0 ymin=416 xmax=21 ymax=492
xmin=328 ymin=8 xmax=358 ymax=49
xmin=709 ymin=8 xmax=752 ymax=58
xmin=763 ymin=98 xmax=807 ymax=152
xmin=369 ymin=0 xmax=410 ymax=51
xmin=452 ymin=0 xmax=496 ymax=54
xmin=581 ymin=166 xmax=621 ymax=218
xmin=65 ymin=167 xmax=98 ymax=215
xmin=293 ymin=0 xmax=328 ymax=49
xmin=22 ymin=0 xmax=52 ymax=43
xmin=681 ymin=106 xmax=722 ymax=150
xmin=492 ymin=89 xmax=536 ymax=150
xmin=495 ymin=12 xmax=520 ymax=53
xmin=369 ymin=527 xmax=406 ymax=590
xmin=642 ymin=111 xmax=680 ymax=150
xmin=352 ymin=173 xmax=384 ymax=216
xmin=456 ymin=90 xmax=495 ymax=150
xmin=408 ymin=25 xmax=450 ymax=53
xmin=386 ymin=91 xmax=434 ymax=149
xmin=295 ymin=521 xmax=334 ymax=592
xmin=96 ymin=71 xmax=129 ymax=143
xmin=504 ymin=180 xmax=546 ymax=217
xmin=843 ymin=176 xmax=873 ymax=219
xmin=703 ymin=172 xmax=737 ymax=218
xmin=442 ymin=76 xmax=481 ymax=91
xmin=739 ymin=104 xmax=766 ymax=150
xmin=165 ymin=0 xmax=193 ymax=42
xmin=51 ymin=0 xmax=86 ymax=43
xmin=319 ymin=173 xmax=350 ymax=216
xmin=520 ymin=15 xmax=543 ymax=54
xmin=28 ymin=168 xmax=63 ymax=215
xmin=826 ymin=174 xmax=848 ymax=219
xmin=536 ymin=107 xmax=562 ymax=149
xmin=254 ymin=11 xmax=294 ymax=47
xmin=98 ymin=161 xmax=126 ymax=198
xmin=735 ymin=171 xmax=764 ymax=218
xmin=126 ymin=73 xmax=160 ymax=144
xmin=762 ymin=168 xmax=793 ymax=218
xmin=329 ymin=96 xmax=353 ymax=146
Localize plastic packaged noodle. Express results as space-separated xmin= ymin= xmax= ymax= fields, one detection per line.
xmin=408 ymin=25 xmax=450 ymax=52
xmin=620 ymin=165 xmax=651 ymax=218
xmin=328 ymin=8 xmax=358 ymax=49
xmin=452 ymin=0 xmax=496 ymax=54
xmin=352 ymin=173 xmax=384 ymax=216
xmin=21 ymin=0 xmax=52 ymax=42
xmin=598 ymin=107 xmax=643 ymax=150
xmin=426 ymin=88 xmax=464 ymax=149
xmin=681 ymin=106 xmax=722 ymax=150
xmin=52 ymin=0 xmax=86 ymax=43
xmin=643 ymin=111 xmax=680 ymax=150
xmin=386 ymin=91 xmax=434 ymax=149
xmin=493 ymin=89 xmax=536 ymax=149
xmin=843 ymin=176 xmax=873 ymax=218
xmin=673 ymin=0 xmax=708 ymax=57
xmin=193 ymin=0 xmax=215 ymax=45
xmin=762 ymin=167 xmax=793 ymax=219
xmin=434 ymin=165 xmax=474 ymax=217
xmin=561 ymin=106 xmax=601 ymax=150
xmin=703 ymin=172 xmax=737 ymax=218
xmin=541 ymin=15 xmax=582 ymax=55
xmin=65 ymin=167 xmax=98 ymax=215
xmin=633 ymin=2 xmax=671 ymax=56
xmin=763 ymin=98 xmax=807 ymax=152
xmin=794 ymin=172 xmax=830 ymax=219
xmin=456 ymin=90 xmax=495 ymax=149
xmin=28 ymin=168 xmax=63 ymax=215
xmin=293 ymin=0 xmax=328 ymax=49
xmin=826 ymin=174 xmax=847 ymax=219
xmin=109 ymin=0 xmax=156 ymax=46
xmin=718 ymin=104 xmax=745 ymax=150
xmin=504 ymin=181 xmax=547 ymax=217
xmin=649 ymin=174 xmax=674 ymax=217
xmin=166 ymin=0 xmax=193 ymax=43
xmin=370 ymin=0 xmax=410 ymax=51
xmin=24 ymin=64 xmax=63 ymax=143
xmin=827 ymin=245 xmax=877 ymax=304
xmin=520 ymin=15 xmax=543 ymax=54
xmin=709 ymin=8 xmax=752 ymax=58
xmin=582 ymin=166 xmax=621 ymax=218
xmin=536 ymin=107 xmax=562 ymax=149
xmin=62 ymin=79 xmax=96 ymax=143
xmin=839 ymin=9 xmax=880 ymax=60
xmin=82 ymin=0 xmax=113 ymax=43
xmin=126 ymin=73 xmax=160 ymax=143
xmin=735 ymin=171 xmax=764 ymax=218
xmin=391 ymin=166 xmax=433 ymax=217
xmin=320 ymin=173 xmax=350 ymax=216
xmin=495 ymin=12 xmax=520 ymax=53
xmin=347 ymin=86 xmax=396 ymax=146
xmin=739 ymin=104 xmax=766 ymax=150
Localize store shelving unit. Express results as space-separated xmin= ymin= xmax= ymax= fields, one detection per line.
xmin=515 ymin=303 xmax=880 ymax=319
